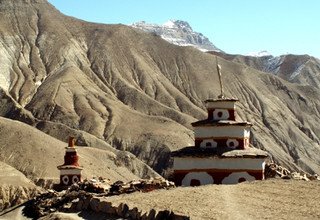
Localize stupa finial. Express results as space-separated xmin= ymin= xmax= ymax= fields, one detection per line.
xmin=68 ymin=136 xmax=75 ymax=147
xmin=216 ymin=56 xmax=224 ymax=99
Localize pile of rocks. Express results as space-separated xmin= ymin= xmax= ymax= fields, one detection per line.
xmin=23 ymin=190 xmax=86 ymax=218
xmin=69 ymin=177 xmax=175 ymax=195
xmin=76 ymin=197 xmax=188 ymax=220
xmin=265 ymin=163 xmax=320 ymax=181
xmin=24 ymin=189 xmax=188 ymax=219
xmin=109 ymin=177 xmax=175 ymax=195
xmin=23 ymin=177 xmax=177 ymax=219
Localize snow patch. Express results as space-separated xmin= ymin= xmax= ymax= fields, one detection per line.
xmin=163 ymin=20 xmax=176 ymax=28
xmin=289 ymin=64 xmax=305 ymax=80
xmin=264 ymin=56 xmax=283 ymax=73
xmin=35 ymin=81 xmax=42 ymax=86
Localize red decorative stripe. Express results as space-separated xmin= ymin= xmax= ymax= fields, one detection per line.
xmin=63 ymin=152 xmax=80 ymax=166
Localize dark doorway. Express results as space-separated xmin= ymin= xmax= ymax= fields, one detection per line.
xmin=190 ymin=179 xmax=201 ymax=186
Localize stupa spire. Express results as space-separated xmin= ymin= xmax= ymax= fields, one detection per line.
xmin=216 ymin=56 xmax=224 ymax=99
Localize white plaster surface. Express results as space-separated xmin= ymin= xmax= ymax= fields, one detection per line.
xmin=174 ymin=158 xmax=265 ymax=170
xmin=244 ymin=128 xmax=250 ymax=138
xmin=66 ymin=147 xmax=77 ymax=152
xmin=222 ymin=172 xmax=256 ymax=184
xmin=195 ymin=126 xmax=250 ymax=139
xmin=206 ymin=101 xmax=236 ymax=109
xmin=181 ymin=172 xmax=214 ymax=186
xmin=59 ymin=169 xmax=82 ymax=175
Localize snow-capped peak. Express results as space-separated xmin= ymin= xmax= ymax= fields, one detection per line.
xmin=163 ymin=20 xmax=176 ymax=28
xmin=130 ymin=20 xmax=221 ymax=52
xmin=247 ymin=50 xmax=272 ymax=57
xmin=164 ymin=20 xmax=193 ymax=31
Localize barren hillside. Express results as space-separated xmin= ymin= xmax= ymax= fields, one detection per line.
xmin=0 ymin=0 xmax=319 ymax=178
xmin=0 ymin=162 xmax=43 ymax=211
xmin=0 ymin=116 xmax=158 ymax=182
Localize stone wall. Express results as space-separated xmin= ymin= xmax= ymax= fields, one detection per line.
xmin=79 ymin=196 xmax=189 ymax=220
xmin=23 ymin=178 xmax=189 ymax=219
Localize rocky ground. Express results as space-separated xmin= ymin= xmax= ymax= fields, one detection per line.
xmin=1 ymin=176 xmax=319 ymax=220
xmin=107 ymin=179 xmax=320 ymax=220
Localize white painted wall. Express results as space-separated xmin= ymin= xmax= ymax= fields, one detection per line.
xmin=66 ymin=147 xmax=77 ymax=152
xmin=244 ymin=128 xmax=250 ymax=138
xmin=181 ymin=172 xmax=214 ymax=186
xmin=205 ymin=101 xmax=236 ymax=109
xmin=222 ymin=172 xmax=256 ymax=184
xmin=195 ymin=126 xmax=251 ymax=139
xmin=174 ymin=157 xmax=265 ymax=171
xmin=59 ymin=169 xmax=82 ymax=175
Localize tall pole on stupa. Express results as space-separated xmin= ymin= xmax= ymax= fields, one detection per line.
xmin=216 ymin=56 xmax=224 ymax=99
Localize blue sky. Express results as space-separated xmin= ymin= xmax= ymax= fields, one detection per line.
xmin=48 ymin=0 xmax=320 ymax=58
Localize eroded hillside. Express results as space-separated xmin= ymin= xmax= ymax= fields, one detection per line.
xmin=0 ymin=0 xmax=319 ymax=176
xmin=0 ymin=116 xmax=159 ymax=182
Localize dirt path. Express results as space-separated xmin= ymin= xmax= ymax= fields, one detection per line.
xmin=219 ymin=185 xmax=250 ymax=220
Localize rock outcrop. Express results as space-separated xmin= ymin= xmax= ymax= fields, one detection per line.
xmin=265 ymin=162 xmax=320 ymax=181
xmin=0 ymin=162 xmax=43 ymax=212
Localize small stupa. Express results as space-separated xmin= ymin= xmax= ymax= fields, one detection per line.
xmin=57 ymin=137 xmax=83 ymax=186
xmin=172 ymin=58 xmax=268 ymax=185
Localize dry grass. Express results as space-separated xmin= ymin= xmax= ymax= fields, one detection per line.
xmin=107 ymin=179 xmax=320 ymax=220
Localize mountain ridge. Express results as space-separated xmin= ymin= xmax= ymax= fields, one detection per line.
xmin=131 ymin=19 xmax=320 ymax=89
xmin=210 ymin=51 xmax=320 ymax=88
